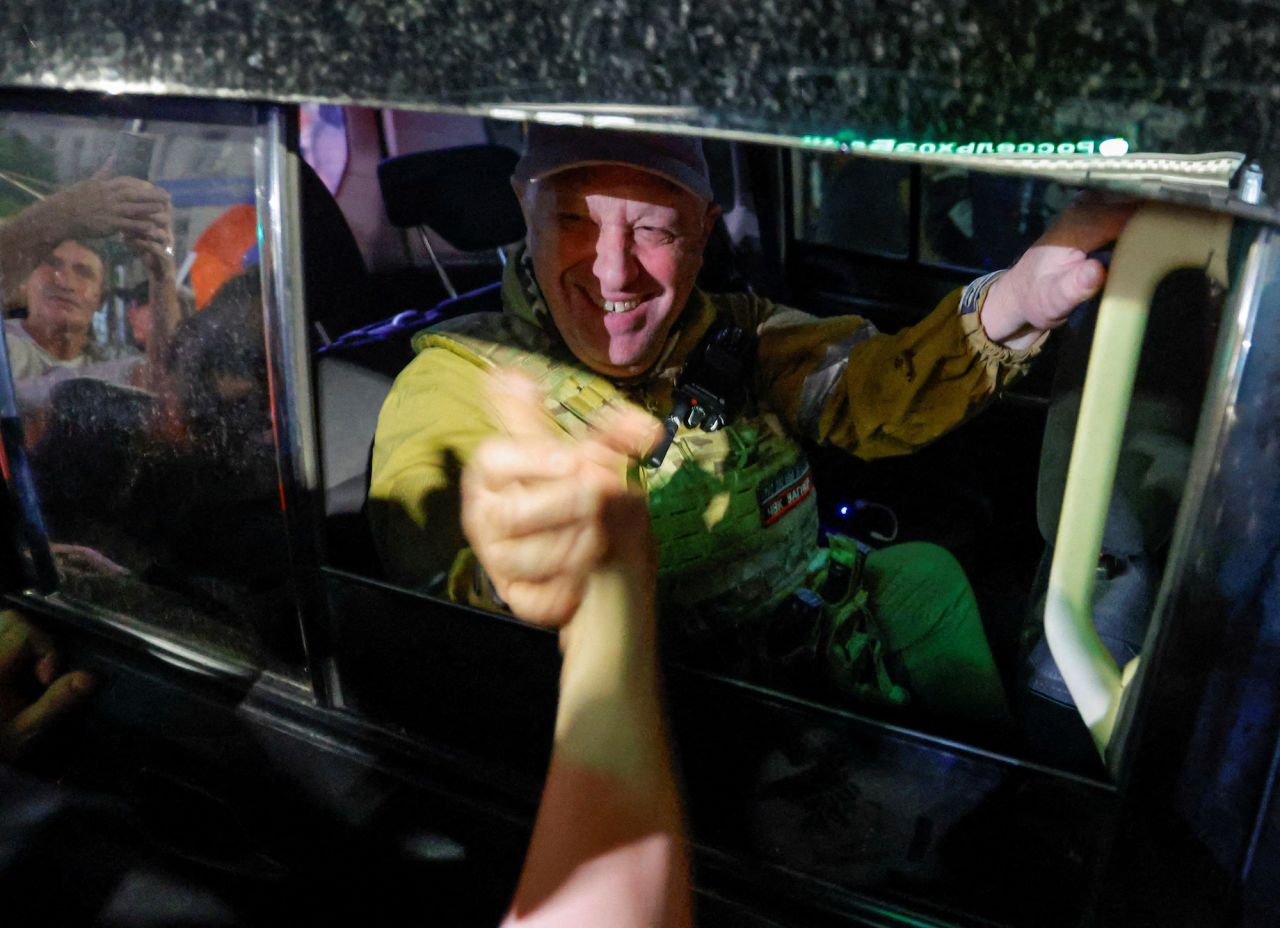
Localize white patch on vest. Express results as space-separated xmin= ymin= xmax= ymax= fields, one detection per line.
xmin=757 ymin=461 xmax=814 ymax=527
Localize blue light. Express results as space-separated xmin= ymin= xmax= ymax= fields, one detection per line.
xmin=838 ymin=505 xmax=849 ymax=516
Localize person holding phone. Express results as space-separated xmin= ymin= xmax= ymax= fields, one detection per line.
xmin=0 ymin=161 xmax=177 ymax=409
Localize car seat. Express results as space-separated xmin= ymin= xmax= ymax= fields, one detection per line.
xmin=299 ymin=157 xmax=372 ymax=347
xmin=318 ymin=145 xmax=528 ymax=575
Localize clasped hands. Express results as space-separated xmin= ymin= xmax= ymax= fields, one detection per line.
xmin=460 ymin=372 xmax=663 ymax=630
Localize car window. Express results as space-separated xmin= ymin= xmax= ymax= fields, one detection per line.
xmin=792 ymin=152 xmax=912 ymax=259
xmin=920 ymin=166 xmax=1074 ymax=271
xmin=792 ymin=148 xmax=1075 ymax=273
xmin=0 ymin=107 xmax=303 ymax=676
xmin=312 ymin=115 xmax=1238 ymax=778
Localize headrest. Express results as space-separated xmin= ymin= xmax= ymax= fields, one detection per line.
xmin=378 ymin=145 xmax=525 ymax=251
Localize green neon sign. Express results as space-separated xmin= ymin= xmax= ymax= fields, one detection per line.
xmin=799 ymin=136 xmax=1131 ymax=157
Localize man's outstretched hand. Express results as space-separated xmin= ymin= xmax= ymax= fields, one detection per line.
xmin=0 ymin=610 xmax=95 ymax=762
xmin=982 ymin=196 xmax=1138 ymax=350
xmin=460 ymin=371 xmax=662 ymax=627
xmin=0 ymin=164 xmax=173 ymax=307
xmin=45 ymin=167 xmax=172 ymax=246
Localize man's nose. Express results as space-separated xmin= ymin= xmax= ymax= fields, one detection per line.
xmin=592 ymin=227 xmax=638 ymax=293
xmin=50 ymin=265 xmax=72 ymax=290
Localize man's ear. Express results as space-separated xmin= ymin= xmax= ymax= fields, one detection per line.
xmin=700 ymin=202 xmax=722 ymax=250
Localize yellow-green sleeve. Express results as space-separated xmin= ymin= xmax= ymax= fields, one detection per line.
xmin=366 ymin=347 xmax=499 ymax=588
xmin=755 ymin=288 xmax=1042 ymax=459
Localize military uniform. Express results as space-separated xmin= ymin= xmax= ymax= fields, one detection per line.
xmin=369 ymin=251 xmax=1037 ymax=726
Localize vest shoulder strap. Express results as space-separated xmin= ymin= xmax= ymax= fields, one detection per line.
xmin=420 ymin=317 xmax=639 ymax=441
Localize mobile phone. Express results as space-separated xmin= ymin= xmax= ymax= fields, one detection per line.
xmin=111 ymin=131 xmax=156 ymax=180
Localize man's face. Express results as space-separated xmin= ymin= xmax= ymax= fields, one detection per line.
xmin=26 ymin=240 xmax=105 ymax=337
xmin=520 ymin=166 xmax=715 ymax=378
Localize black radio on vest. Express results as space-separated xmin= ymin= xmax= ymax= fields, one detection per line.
xmin=646 ymin=320 xmax=757 ymax=468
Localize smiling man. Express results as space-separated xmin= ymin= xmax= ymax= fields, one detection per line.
xmin=369 ymin=126 xmax=1131 ymax=731
xmin=520 ymin=161 xmax=715 ymax=379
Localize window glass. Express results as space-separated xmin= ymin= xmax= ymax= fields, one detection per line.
xmin=322 ymin=118 xmax=1225 ymax=775
xmin=335 ymin=122 xmax=1025 ymax=748
xmin=920 ymin=166 xmax=1073 ymax=271
xmin=791 ymin=150 xmax=911 ymax=258
xmin=0 ymin=109 xmax=301 ymax=674
xmin=790 ymin=151 xmax=1075 ymax=274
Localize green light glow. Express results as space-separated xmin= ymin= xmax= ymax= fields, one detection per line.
xmin=799 ymin=135 xmax=1133 ymax=157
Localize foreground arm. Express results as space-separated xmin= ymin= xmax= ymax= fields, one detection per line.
xmin=459 ymin=372 xmax=689 ymax=926
xmin=505 ymin=516 xmax=690 ymax=928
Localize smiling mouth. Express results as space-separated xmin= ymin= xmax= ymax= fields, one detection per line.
xmin=570 ymin=284 xmax=654 ymax=316
xmin=581 ymin=289 xmax=647 ymax=314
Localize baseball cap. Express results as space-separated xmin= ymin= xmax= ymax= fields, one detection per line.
xmin=512 ymin=124 xmax=714 ymax=202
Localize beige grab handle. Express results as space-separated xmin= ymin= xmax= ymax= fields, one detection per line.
xmin=1044 ymin=202 xmax=1232 ymax=759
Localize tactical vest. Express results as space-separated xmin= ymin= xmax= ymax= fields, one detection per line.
xmin=418 ymin=312 xmax=819 ymax=623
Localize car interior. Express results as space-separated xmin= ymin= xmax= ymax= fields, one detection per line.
xmin=0 ymin=98 xmax=1243 ymax=926
xmin=302 ymin=106 xmax=1222 ymax=777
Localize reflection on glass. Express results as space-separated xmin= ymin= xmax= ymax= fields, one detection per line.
xmin=792 ymin=151 xmax=910 ymax=258
xmin=792 ymin=152 xmax=1078 ymax=272
xmin=920 ymin=167 xmax=1072 ymax=271
xmin=0 ymin=111 xmax=298 ymax=672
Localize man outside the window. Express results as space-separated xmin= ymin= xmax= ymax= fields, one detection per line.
xmin=369 ymin=126 xmax=1132 ymax=732
xmin=0 ymin=172 xmax=176 ymax=410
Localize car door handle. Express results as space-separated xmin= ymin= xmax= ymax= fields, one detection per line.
xmin=1044 ymin=202 xmax=1232 ymax=763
